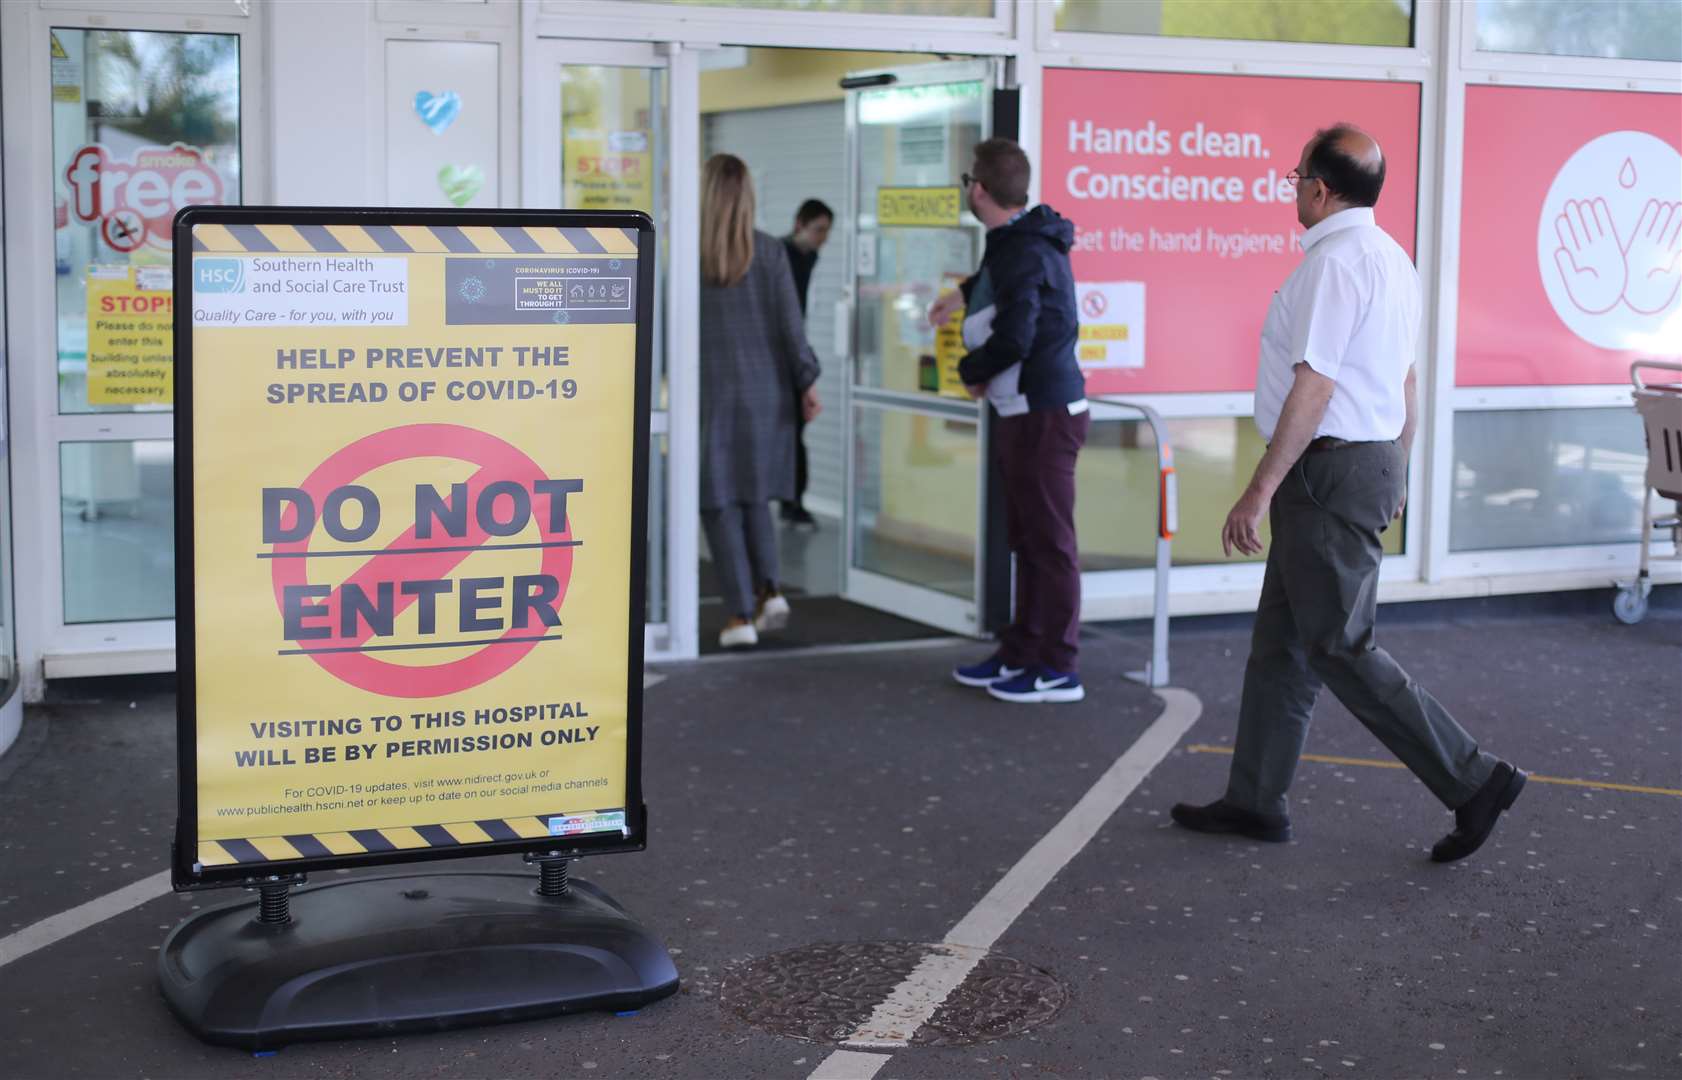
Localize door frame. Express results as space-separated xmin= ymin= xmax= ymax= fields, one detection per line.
xmin=1 ymin=1 xmax=269 ymax=697
xmin=523 ymin=32 xmax=702 ymax=663
xmin=0 ymin=82 xmax=20 ymax=754
xmin=839 ymin=56 xmax=1005 ymax=638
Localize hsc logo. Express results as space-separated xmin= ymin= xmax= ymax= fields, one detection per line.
xmin=194 ymin=259 xmax=245 ymax=294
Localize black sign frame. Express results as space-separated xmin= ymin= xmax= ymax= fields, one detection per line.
xmin=171 ymin=206 xmax=654 ymax=889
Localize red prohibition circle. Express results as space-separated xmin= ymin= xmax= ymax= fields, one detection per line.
xmin=269 ymin=423 xmax=575 ymax=698
xmin=102 ymin=209 xmax=145 ymax=253
xmin=1081 ymin=290 xmax=1107 ymax=318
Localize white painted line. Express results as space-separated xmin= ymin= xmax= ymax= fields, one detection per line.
xmin=5 ymin=672 xmax=660 ymax=968
xmin=944 ymin=687 xmax=1202 ymax=952
xmin=846 ymin=943 xmax=986 ymax=1048
xmin=688 ymin=636 xmax=963 ymax=666
xmin=807 ymin=1049 xmax=892 ymax=1080
xmin=0 ymin=869 xmax=173 ymax=969
xmin=835 ymin=687 xmax=1203 ymax=1054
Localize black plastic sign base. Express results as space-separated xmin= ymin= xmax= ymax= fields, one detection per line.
xmin=158 ymin=871 xmax=680 ymax=1050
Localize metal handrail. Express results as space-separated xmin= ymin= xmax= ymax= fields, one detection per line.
xmin=1090 ymin=396 xmax=1176 ymax=688
xmin=1632 ymin=359 xmax=1682 ymax=394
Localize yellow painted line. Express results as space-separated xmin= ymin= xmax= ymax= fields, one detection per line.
xmin=1507 ymin=774 xmax=1682 ymax=797
xmin=1185 ymin=744 xmax=1682 ymax=797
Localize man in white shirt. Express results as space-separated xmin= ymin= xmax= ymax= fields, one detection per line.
xmin=1171 ymin=125 xmax=1527 ymax=864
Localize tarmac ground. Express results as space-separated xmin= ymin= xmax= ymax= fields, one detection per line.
xmin=0 ymin=592 xmax=1678 ymax=1079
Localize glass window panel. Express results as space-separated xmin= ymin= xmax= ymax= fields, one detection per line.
xmin=52 ymin=29 xmax=240 ymax=415
xmin=61 ymin=440 xmax=176 ymax=623
xmin=561 ymin=64 xmax=667 ymax=406
xmin=1476 ymin=0 xmax=1682 ymax=63
xmin=1451 ymin=408 xmax=1676 ymax=551
xmin=1078 ymin=416 xmax=1404 ymax=570
xmin=853 ymin=405 xmax=978 ymax=599
xmin=609 ymin=0 xmax=992 ymax=14
xmin=855 ymin=79 xmax=985 ymax=393
xmin=557 ymin=64 xmax=669 ymax=627
xmin=1054 ymin=0 xmax=1414 ymax=46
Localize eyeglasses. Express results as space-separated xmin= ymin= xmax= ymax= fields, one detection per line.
xmin=960 ymin=172 xmax=977 ymax=188
xmin=1285 ymin=169 xmax=1320 ymax=189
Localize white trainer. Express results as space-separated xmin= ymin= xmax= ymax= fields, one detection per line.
xmin=719 ymin=621 xmax=759 ymax=649
xmin=754 ymin=593 xmax=791 ymax=633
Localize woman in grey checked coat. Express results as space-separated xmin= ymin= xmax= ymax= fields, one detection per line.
xmin=700 ymin=153 xmax=822 ymax=649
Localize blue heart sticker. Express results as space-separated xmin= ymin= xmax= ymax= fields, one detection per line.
xmin=414 ymin=91 xmax=462 ymax=135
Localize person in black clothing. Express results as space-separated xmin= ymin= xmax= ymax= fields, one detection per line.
xmin=931 ymin=139 xmax=1090 ymax=704
xmin=781 ymin=198 xmax=833 ymax=530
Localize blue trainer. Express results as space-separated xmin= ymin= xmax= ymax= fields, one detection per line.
xmin=987 ymin=667 xmax=1085 ymax=704
xmin=952 ymin=654 xmax=1025 ymax=688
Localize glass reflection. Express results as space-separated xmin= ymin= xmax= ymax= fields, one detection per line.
xmin=51 ymin=29 xmax=240 ymax=415
xmin=1452 ymin=408 xmax=1676 ymax=551
xmin=61 ymin=441 xmax=176 ymax=623
xmin=1055 ymin=0 xmax=1414 ymax=46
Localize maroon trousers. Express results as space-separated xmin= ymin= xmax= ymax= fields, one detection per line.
xmin=993 ymin=406 xmax=1090 ymax=673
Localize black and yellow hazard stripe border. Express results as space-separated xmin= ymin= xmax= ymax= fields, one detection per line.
xmin=200 ymin=809 xmax=630 ymax=868
xmin=191 ymin=220 xmax=638 ymax=257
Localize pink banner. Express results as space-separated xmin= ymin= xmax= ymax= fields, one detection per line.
xmin=1457 ymin=85 xmax=1682 ymax=387
xmin=1041 ymin=69 xmax=1420 ymax=395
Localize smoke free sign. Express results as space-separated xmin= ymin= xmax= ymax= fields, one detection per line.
xmin=1042 ymin=68 xmax=1420 ymax=395
xmin=193 ymin=255 xmax=409 ymax=328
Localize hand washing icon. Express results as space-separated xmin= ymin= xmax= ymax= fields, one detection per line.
xmin=1539 ymin=131 xmax=1682 ymax=352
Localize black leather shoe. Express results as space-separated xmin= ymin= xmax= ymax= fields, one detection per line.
xmin=1431 ymin=762 xmax=1527 ymax=863
xmin=1170 ymin=799 xmax=1292 ymax=843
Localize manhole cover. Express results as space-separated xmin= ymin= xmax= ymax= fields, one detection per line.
xmin=719 ymin=941 xmax=1067 ymax=1046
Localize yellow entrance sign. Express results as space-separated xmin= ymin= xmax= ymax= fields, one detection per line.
xmin=87 ymin=265 xmax=173 ymax=404
xmin=877 ymin=186 xmax=962 ymax=227
xmin=935 ymin=309 xmax=968 ymax=398
xmin=178 ymin=211 xmax=650 ymax=884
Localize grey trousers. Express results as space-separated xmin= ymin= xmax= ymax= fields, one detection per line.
xmin=703 ymin=501 xmax=780 ymax=620
xmin=1225 ymin=440 xmax=1497 ymax=818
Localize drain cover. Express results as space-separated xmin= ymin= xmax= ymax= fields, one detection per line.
xmin=719 ymin=941 xmax=1067 ymax=1045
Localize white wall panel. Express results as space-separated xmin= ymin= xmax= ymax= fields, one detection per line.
xmin=269 ymin=0 xmax=371 ymax=205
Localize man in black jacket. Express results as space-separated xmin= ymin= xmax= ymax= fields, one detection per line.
xmin=931 ymin=138 xmax=1090 ymax=704
xmin=781 ymin=199 xmax=833 ymax=531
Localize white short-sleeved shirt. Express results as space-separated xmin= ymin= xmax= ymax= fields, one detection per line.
xmin=1253 ymin=207 xmax=1421 ymax=444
